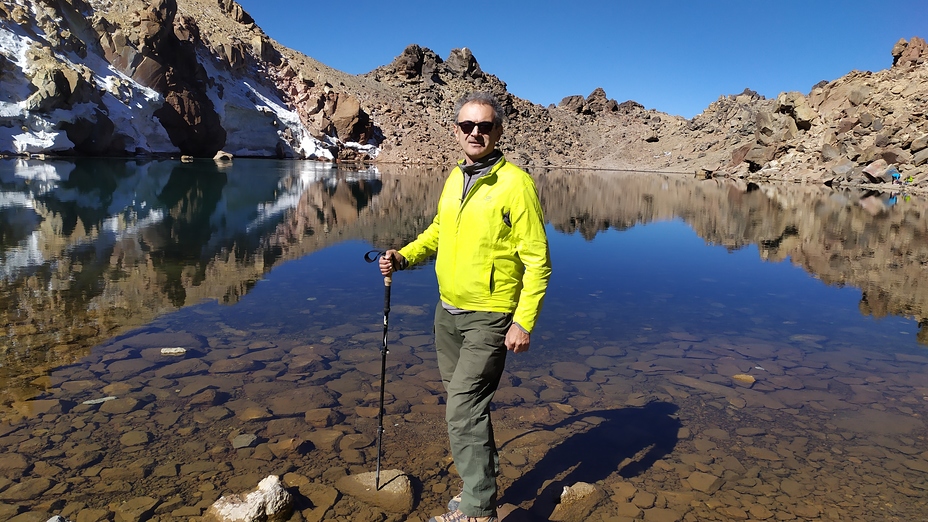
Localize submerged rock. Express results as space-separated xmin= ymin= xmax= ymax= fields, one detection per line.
xmin=549 ymin=482 xmax=604 ymax=522
xmin=334 ymin=469 xmax=414 ymax=513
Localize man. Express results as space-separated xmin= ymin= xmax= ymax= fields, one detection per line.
xmin=379 ymin=91 xmax=551 ymax=522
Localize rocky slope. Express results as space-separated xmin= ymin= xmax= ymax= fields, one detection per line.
xmin=1 ymin=0 xmax=927 ymax=189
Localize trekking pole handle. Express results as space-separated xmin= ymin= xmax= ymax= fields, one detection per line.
xmin=384 ymin=251 xmax=397 ymax=287
xmin=365 ymin=249 xmax=397 ymax=287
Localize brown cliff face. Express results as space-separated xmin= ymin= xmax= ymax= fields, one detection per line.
xmin=135 ymin=0 xmax=227 ymax=155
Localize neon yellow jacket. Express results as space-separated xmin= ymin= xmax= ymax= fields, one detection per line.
xmin=399 ymin=156 xmax=551 ymax=332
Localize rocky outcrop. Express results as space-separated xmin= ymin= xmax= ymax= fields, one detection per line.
xmin=117 ymin=0 xmax=227 ymax=155
xmin=720 ymin=37 xmax=928 ymax=188
xmin=559 ymin=88 xmax=620 ymax=115
xmin=0 ymin=0 xmax=364 ymax=159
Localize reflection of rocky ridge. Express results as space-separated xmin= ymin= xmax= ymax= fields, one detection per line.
xmin=535 ymin=171 xmax=928 ymax=341
xmin=0 ymin=159 xmax=384 ymax=404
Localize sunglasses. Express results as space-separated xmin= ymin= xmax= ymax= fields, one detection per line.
xmin=456 ymin=120 xmax=496 ymax=134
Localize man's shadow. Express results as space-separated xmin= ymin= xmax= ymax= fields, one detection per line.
xmin=500 ymin=401 xmax=680 ymax=519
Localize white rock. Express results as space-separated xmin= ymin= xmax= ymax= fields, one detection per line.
xmin=160 ymin=347 xmax=187 ymax=356
xmin=81 ymin=396 xmax=117 ymax=405
xmin=205 ymin=475 xmax=293 ymax=522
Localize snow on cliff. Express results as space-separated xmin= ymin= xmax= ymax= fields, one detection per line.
xmin=0 ymin=4 xmax=333 ymax=159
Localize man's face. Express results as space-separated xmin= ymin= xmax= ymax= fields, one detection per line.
xmin=454 ymin=102 xmax=503 ymax=164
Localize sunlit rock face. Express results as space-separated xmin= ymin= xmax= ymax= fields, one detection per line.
xmin=1 ymin=1 xmax=927 ymax=187
xmin=0 ymin=0 xmax=375 ymax=160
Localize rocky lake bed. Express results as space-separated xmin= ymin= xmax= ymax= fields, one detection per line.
xmin=2 ymin=300 xmax=927 ymax=521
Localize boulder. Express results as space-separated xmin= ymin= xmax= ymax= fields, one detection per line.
xmin=387 ymin=44 xmax=443 ymax=84
xmin=131 ymin=56 xmax=167 ymax=90
xmin=821 ymin=142 xmax=843 ymax=162
xmin=24 ymin=65 xmax=72 ymax=112
xmin=334 ymin=469 xmax=413 ymax=513
xmin=559 ymin=95 xmax=585 ymax=114
xmin=880 ymin=147 xmax=912 ymax=165
xmin=862 ymin=159 xmax=892 ymax=183
xmin=251 ymin=35 xmax=281 ymax=65
xmin=910 ymin=134 xmax=928 ymax=153
xmin=776 ymin=91 xmax=818 ymax=130
xmin=892 ymin=36 xmax=927 ymax=67
xmin=330 ymin=93 xmax=366 ymax=142
xmin=220 ymin=39 xmax=248 ymax=70
xmin=743 ymin=144 xmax=776 ymax=169
xmin=114 ymin=497 xmax=159 ymax=522
xmin=756 ymin=111 xmax=798 ymax=146
xmin=585 ymin=88 xmax=618 ymax=113
xmin=218 ymin=0 xmax=254 ymax=25
xmin=913 ymin=148 xmax=928 ymax=167
xmin=174 ymin=14 xmax=201 ymax=43
xmin=549 ymin=482 xmax=604 ymax=522
xmin=204 ymin=475 xmax=293 ymax=522
xmin=445 ymin=47 xmax=483 ymax=79
xmin=686 ymin=471 xmax=724 ymax=493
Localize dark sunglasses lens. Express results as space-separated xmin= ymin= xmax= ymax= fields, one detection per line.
xmin=458 ymin=121 xmax=494 ymax=134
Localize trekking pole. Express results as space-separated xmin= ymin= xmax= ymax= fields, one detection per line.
xmin=364 ymin=250 xmax=393 ymax=490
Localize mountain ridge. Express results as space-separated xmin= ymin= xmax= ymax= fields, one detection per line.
xmin=1 ymin=0 xmax=926 ymax=189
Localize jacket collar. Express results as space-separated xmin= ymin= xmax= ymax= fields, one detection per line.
xmin=457 ymin=150 xmax=504 ymax=177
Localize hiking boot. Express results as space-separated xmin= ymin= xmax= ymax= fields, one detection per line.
xmin=447 ymin=492 xmax=462 ymax=511
xmin=428 ymin=510 xmax=497 ymax=522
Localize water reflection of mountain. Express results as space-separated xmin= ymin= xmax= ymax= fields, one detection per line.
xmin=0 ymin=158 xmax=385 ymax=400
xmin=536 ymin=171 xmax=928 ymax=343
xmin=2 ymin=161 xmax=928 ymax=407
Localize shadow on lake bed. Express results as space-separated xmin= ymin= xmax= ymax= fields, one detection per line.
xmin=500 ymin=402 xmax=681 ymax=518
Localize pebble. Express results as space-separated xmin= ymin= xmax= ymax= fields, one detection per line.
xmin=231 ymin=433 xmax=258 ymax=449
xmin=0 ymin=478 xmax=54 ymax=501
xmin=119 ymin=431 xmax=151 ymax=446
xmin=551 ymin=361 xmax=592 ymax=381
xmin=81 ymin=397 xmax=116 ymax=406
xmin=113 ymin=496 xmax=159 ymax=521
xmin=687 ymin=471 xmax=723 ymax=493
xmin=98 ymin=397 xmax=140 ymax=415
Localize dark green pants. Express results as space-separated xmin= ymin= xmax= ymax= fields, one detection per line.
xmin=434 ymin=304 xmax=511 ymax=517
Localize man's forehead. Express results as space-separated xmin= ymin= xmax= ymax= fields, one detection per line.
xmin=460 ymin=102 xmax=494 ymax=116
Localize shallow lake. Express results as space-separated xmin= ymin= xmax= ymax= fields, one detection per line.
xmin=1 ymin=158 xmax=927 ymax=521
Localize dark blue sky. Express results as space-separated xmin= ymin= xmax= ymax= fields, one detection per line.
xmin=236 ymin=0 xmax=928 ymax=118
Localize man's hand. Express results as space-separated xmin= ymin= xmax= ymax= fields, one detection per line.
xmin=505 ymin=324 xmax=530 ymax=353
xmin=379 ymin=250 xmax=404 ymax=276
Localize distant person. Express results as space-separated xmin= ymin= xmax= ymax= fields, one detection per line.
xmin=379 ymin=91 xmax=552 ymax=522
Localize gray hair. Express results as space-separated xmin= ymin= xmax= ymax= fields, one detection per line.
xmin=453 ymin=92 xmax=505 ymax=126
